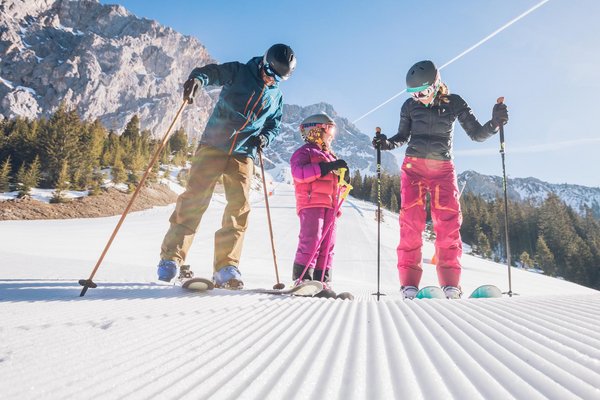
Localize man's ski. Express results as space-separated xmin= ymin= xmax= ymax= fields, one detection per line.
xmin=469 ymin=284 xmax=502 ymax=298
xmin=181 ymin=277 xmax=214 ymax=292
xmin=247 ymin=281 xmax=323 ymax=297
xmin=415 ymin=286 xmax=446 ymax=299
xmin=177 ymin=265 xmax=214 ymax=292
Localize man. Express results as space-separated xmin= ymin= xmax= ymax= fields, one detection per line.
xmin=157 ymin=44 xmax=296 ymax=289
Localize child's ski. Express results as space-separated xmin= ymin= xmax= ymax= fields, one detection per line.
xmin=247 ymin=281 xmax=323 ymax=297
xmin=336 ymin=292 xmax=354 ymax=300
xmin=469 ymin=285 xmax=502 ymax=298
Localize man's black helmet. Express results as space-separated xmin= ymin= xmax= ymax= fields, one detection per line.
xmin=263 ymin=44 xmax=296 ymax=80
xmin=406 ymin=60 xmax=439 ymax=92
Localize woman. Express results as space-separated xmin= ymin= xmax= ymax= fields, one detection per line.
xmin=372 ymin=60 xmax=508 ymax=299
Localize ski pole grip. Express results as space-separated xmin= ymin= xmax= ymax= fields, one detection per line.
xmin=496 ymin=96 xmax=506 ymax=148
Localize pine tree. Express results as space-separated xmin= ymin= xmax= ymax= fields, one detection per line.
xmin=51 ymin=161 xmax=70 ymax=203
xmin=169 ymin=127 xmax=188 ymax=154
xmin=16 ymin=162 xmax=28 ymax=196
xmin=519 ymin=251 xmax=533 ymax=269
xmin=112 ymin=152 xmax=126 ymax=184
xmin=0 ymin=155 xmax=11 ymax=192
xmin=351 ymin=169 xmax=362 ymax=198
xmin=390 ymin=193 xmax=399 ymax=213
xmin=535 ymin=236 xmax=555 ymax=275
xmin=16 ymin=156 xmax=41 ymax=197
xmin=122 ymin=115 xmax=140 ymax=142
xmin=38 ymin=104 xmax=83 ymax=186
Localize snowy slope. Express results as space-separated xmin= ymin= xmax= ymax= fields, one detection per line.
xmin=1 ymin=184 xmax=599 ymax=400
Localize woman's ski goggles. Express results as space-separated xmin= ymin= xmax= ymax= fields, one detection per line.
xmin=408 ymin=73 xmax=441 ymax=100
xmin=411 ymin=84 xmax=438 ymax=99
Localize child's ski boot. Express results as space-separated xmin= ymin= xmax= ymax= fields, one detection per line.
xmin=313 ymin=269 xmax=337 ymax=298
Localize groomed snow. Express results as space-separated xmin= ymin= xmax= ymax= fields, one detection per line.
xmin=1 ymin=183 xmax=599 ymax=399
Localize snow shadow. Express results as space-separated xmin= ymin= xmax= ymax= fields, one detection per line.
xmin=0 ymin=279 xmax=211 ymax=302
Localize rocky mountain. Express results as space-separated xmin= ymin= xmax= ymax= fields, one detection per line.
xmin=458 ymin=170 xmax=600 ymax=218
xmin=0 ymin=0 xmax=398 ymax=175
xmin=0 ymin=0 xmax=215 ymax=137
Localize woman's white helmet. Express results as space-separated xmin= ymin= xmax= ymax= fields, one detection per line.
xmin=299 ymin=113 xmax=336 ymax=143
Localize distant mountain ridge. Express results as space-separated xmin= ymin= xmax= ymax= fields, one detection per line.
xmin=458 ymin=170 xmax=600 ymax=218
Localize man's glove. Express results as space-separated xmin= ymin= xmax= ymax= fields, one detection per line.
xmin=372 ymin=134 xmax=394 ymax=151
xmin=319 ymin=159 xmax=348 ymax=177
xmin=492 ymin=102 xmax=509 ymax=129
xmin=252 ymin=135 xmax=268 ymax=149
xmin=183 ymin=77 xmax=202 ymax=104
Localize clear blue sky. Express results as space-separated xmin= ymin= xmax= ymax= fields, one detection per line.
xmin=101 ymin=0 xmax=600 ymax=187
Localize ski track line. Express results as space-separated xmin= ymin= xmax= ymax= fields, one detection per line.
xmin=247 ymin=299 xmax=354 ymax=400
xmin=413 ymin=300 xmax=549 ymax=399
xmin=509 ymin=296 xmax=600 ymax=332
xmin=486 ymin=296 xmax=600 ymax=349
xmin=9 ymin=295 xmax=274 ymax=398
xmin=333 ymin=298 xmax=369 ymax=400
xmin=516 ymin=295 xmax=600 ymax=324
xmin=3 ymin=290 xmax=600 ymax=399
xmin=387 ymin=299 xmax=468 ymax=399
xmin=11 ymin=295 xmax=266 ymax=399
xmin=111 ymin=296 xmax=307 ymax=399
xmin=466 ymin=297 xmax=600 ymax=364
xmin=404 ymin=300 xmax=516 ymax=400
xmin=128 ymin=297 xmax=323 ymax=399
xmin=421 ymin=299 xmax=599 ymax=399
xmin=461 ymin=299 xmax=600 ymax=398
xmin=462 ymin=300 xmax=600 ymax=381
xmin=181 ymin=296 xmax=354 ymax=400
xmin=173 ymin=298 xmax=329 ymax=400
xmin=232 ymin=299 xmax=354 ymax=400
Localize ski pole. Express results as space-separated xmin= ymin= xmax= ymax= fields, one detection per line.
xmin=258 ymin=149 xmax=285 ymax=290
xmin=372 ymin=127 xmax=385 ymax=301
xmin=312 ymin=168 xmax=353 ymax=285
xmin=497 ymin=97 xmax=514 ymax=297
xmin=294 ymin=168 xmax=352 ymax=286
xmin=78 ymin=100 xmax=188 ymax=297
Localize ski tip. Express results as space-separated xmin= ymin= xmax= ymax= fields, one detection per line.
xmin=336 ymin=292 xmax=354 ymax=301
xmin=469 ymin=285 xmax=502 ymax=298
xmin=181 ymin=277 xmax=215 ymax=291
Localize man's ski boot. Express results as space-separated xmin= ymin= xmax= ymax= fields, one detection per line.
xmin=401 ymin=285 xmax=419 ymax=300
xmin=157 ymin=259 xmax=178 ymax=282
xmin=442 ymin=285 xmax=462 ymax=299
xmin=313 ymin=269 xmax=336 ymax=298
xmin=213 ymin=265 xmax=244 ymax=290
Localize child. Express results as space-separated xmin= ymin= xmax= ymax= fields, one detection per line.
xmin=290 ymin=113 xmax=348 ymax=297
xmin=373 ymin=60 xmax=508 ymax=299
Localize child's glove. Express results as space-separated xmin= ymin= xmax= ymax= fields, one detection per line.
xmin=319 ymin=159 xmax=348 ymax=177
